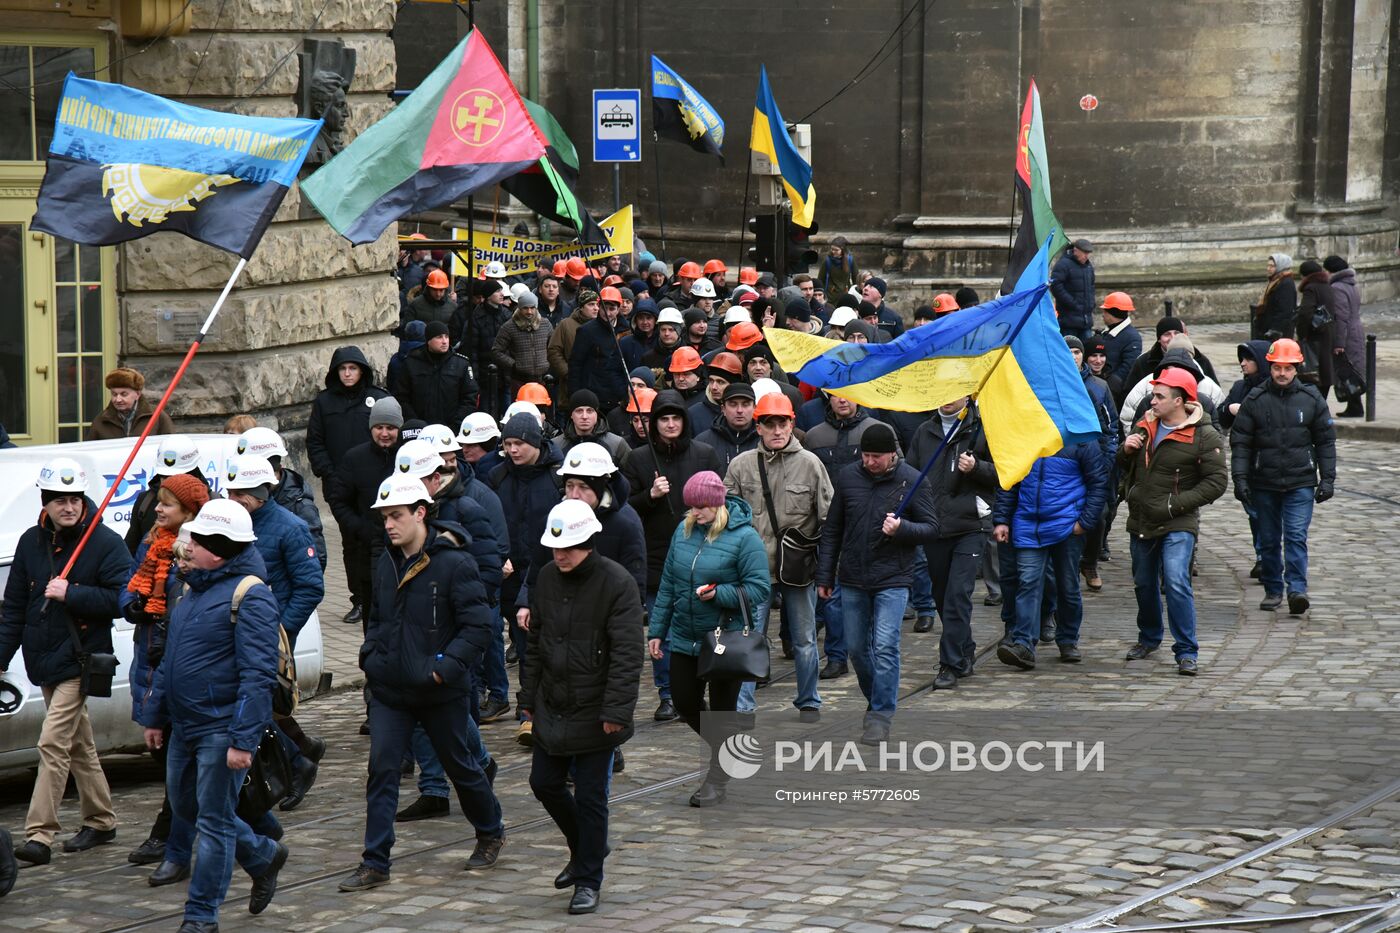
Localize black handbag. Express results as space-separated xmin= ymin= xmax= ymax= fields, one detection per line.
xmin=236 ymin=728 xmax=292 ymax=822
xmin=756 ymin=454 xmax=819 ymax=587
xmin=58 ymin=607 xmax=117 ymax=699
xmin=697 ymin=584 xmax=770 ymax=682
xmin=1334 ymin=354 xmax=1367 ymax=402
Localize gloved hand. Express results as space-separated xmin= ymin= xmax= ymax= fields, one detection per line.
xmin=1233 ymin=480 xmax=1251 ymax=507
xmin=1315 ymin=483 xmax=1334 ymax=504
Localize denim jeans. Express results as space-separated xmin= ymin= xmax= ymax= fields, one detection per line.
xmin=841 ymin=586 xmax=907 ymax=721
xmin=1254 ymin=487 xmax=1313 ymax=596
xmin=910 ymin=548 xmax=936 ymax=615
xmin=413 ymin=716 xmax=491 ymax=799
xmin=1011 ymin=534 xmax=1086 ymax=651
xmin=819 ymin=584 xmax=845 ymax=665
xmin=1130 ymin=531 xmax=1199 ymax=658
xmin=531 ymin=745 xmax=614 ymax=890
xmin=165 ymin=729 xmax=279 ymax=923
xmin=479 ymin=612 xmax=510 ymax=704
xmin=743 ymin=583 xmax=819 ymax=711
xmin=645 ymin=592 xmax=671 ymax=700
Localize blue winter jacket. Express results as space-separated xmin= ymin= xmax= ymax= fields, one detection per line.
xmin=274 ymin=468 xmax=327 ymax=572
xmin=993 ymin=443 xmax=1108 ymax=549
xmin=248 ymin=497 xmax=325 ymax=637
xmin=139 ymin=546 xmax=279 ymax=752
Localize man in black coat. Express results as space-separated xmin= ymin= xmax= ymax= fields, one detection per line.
xmin=522 ymin=500 xmax=642 ymax=915
xmin=0 ymin=459 xmax=127 ymax=864
xmin=1098 ymin=294 xmax=1142 ymax=403
xmin=340 ymin=475 xmax=504 ymax=893
xmin=390 ymin=321 xmax=479 ymax=428
xmin=693 ymin=383 xmax=759 ymax=473
xmin=328 ymin=397 xmax=403 ymax=621
xmin=568 ymin=291 xmax=629 ymax=414
xmin=1050 ymin=239 xmax=1096 ymax=340
xmin=306 ymin=345 xmax=390 ymax=500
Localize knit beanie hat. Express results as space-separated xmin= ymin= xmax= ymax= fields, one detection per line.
xmin=629 ymin=365 xmax=656 ymax=388
xmin=1156 ymin=316 xmax=1185 ymax=338
xmin=577 ymin=289 xmax=600 ymax=307
xmin=369 ymin=396 xmax=404 ymax=428
xmin=860 ymin=422 xmax=898 ymax=454
xmin=682 ymin=307 xmax=707 ymax=329
xmin=424 ymin=320 xmax=449 ymax=341
xmin=105 ymin=367 xmax=145 ymax=392
xmin=1323 ymin=255 xmax=1348 ymax=274
xmin=569 ymin=389 xmax=601 ymax=412
xmin=502 ymin=412 xmax=543 ymax=448
xmin=866 ymin=277 xmax=888 ymax=297
xmin=683 ymin=470 xmax=727 ymax=508
xmin=162 ymin=474 xmax=211 ymax=515
xmin=1064 ymin=335 xmax=1085 ymax=353
xmin=1298 ymin=259 xmax=1323 ymax=277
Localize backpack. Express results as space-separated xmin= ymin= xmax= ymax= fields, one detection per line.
xmin=229 ymin=576 xmax=300 ymax=718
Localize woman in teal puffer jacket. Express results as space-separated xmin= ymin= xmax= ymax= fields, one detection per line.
xmin=646 ymin=472 xmax=770 ymax=808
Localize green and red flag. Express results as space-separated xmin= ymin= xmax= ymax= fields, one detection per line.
xmin=1000 ymin=79 xmax=1068 ymax=294
xmin=302 ymin=29 xmax=546 ymax=245
xmin=501 ymin=99 xmax=607 ymax=244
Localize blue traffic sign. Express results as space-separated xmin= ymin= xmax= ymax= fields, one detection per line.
xmin=593 ymin=88 xmax=641 ymax=163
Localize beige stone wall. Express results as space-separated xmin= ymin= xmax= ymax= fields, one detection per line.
xmin=114 ymin=0 xmax=400 ymax=435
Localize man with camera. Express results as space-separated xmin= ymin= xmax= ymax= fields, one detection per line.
xmin=0 ymin=458 xmax=127 ymax=865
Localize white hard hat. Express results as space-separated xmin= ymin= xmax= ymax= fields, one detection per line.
xmin=483 ymin=260 xmax=508 ymax=279
xmin=510 ymin=282 xmax=532 ymax=303
xmin=36 ymin=457 xmax=87 ymax=494
xmin=539 ymin=499 xmax=602 ymax=548
xmin=752 ymin=377 xmax=783 ymax=401
xmin=828 ymin=307 xmax=858 ymax=329
xmin=236 ymin=426 xmax=287 ymax=460
xmin=224 ymin=454 xmax=277 ymax=490
xmin=374 ymin=475 xmax=432 ymax=510
xmin=502 ymin=400 xmax=543 ymax=426
xmin=689 ymin=277 xmax=716 ymax=299
xmin=657 ymin=308 xmax=685 ymax=327
xmin=154 ymin=435 xmax=201 ymax=477
xmin=723 ymin=305 xmax=751 ymax=325
xmin=457 ymin=412 xmax=500 ymax=445
xmin=393 ymin=439 xmax=443 ymax=480
xmin=557 ymin=442 xmax=616 ymax=478
xmin=420 ymin=424 xmax=459 ymax=455
xmin=186 ymin=499 xmax=256 ymax=542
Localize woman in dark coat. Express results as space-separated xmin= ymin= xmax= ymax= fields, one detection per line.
xmin=1252 ymin=253 xmax=1296 ymax=340
xmin=1325 ymin=255 xmax=1365 ymax=417
xmin=1295 ymin=259 xmax=1336 ymax=399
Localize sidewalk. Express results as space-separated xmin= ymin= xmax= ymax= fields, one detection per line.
xmin=313 ymin=498 xmax=366 ymax=692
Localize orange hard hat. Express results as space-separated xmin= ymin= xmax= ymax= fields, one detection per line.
xmin=599 ymin=286 xmax=623 ymax=304
xmin=552 ymin=259 xmax=568 ymax=277
xmin=426 ymin=269 xmax=450 ymax=289
xmin=565 ymin=257 xmax=587 ymax=278
xmin=703 ymin=259 xmax=727 ymax=275
xmin=708 ymin=351 xmax=743 ymax=377
xmin=1101 ymin=291 xmax=1135 ymax=312
xmin=931 ymin=293 xmax=959 ymax=314
xmin=726 ymin=321 xmax=764 ymax=352
xmin=625 ymin=387 xmax=657 ymax=414
xmin=1265 ymin=338 xmax=1305 ymax=365
xmin=407 ymin=232 xmax=428 ymax=241
xmin=739 ymin=267 xmax=759 ymax=286
xmin=1151 ymin=367 xmax=1198 ymax=402
xmin=754 ymin=392 xmax=795 ymax=421
xmin=603 ymin=274 xmax=625 ymax=288
xmin=668 ymin=346 xmax=703 ymax=373
xmin=516 ymin=382 xmax=552 ymax=406
xmin=678 ymin=261 xmax=703 ymax=280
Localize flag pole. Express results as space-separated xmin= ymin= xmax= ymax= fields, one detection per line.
xmin=652 ymin=131 xmax=668 ymax=257
xmin=57 ymin=258 xmax=249 ymax=579
xmin=736 ymin=153 xmax=752 ymax=277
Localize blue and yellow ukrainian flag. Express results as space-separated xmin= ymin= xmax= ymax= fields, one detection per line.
xmin=764 ymin=241 xmax=1099 ymax=487
xmin=751 ymin=65 xmax=815 ymax=227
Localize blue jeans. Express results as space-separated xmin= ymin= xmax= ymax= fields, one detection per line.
xmin=413 ymin=717 xmax=491 ymax=799
xmin=819 ymin=584 xmax=845 ymax=665
xmin=646 ymin=592 xmax=671 ymax=700
xmin=1130 ymin=531 xmax=1198 ymax=658
xmin=842 ymin=586 xmax=907 ymax=721
xmin=1254 ymin=487 xmax=1313 ymax=596
xmin=910 ymin=548 xmax=935 ymax=615
xmin=1011 ymin=534 xmax=1086 ymax=651
xmin=165 ymin=730 xmax=279 ymax=923
xmin=743 ymin=583 xmax=819 ymax=711
xmin=480 ymin=613 xmax=510 ymax=704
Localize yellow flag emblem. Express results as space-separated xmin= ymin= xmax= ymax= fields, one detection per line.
xmin=102 ymin=164 xmax=238 ymax=227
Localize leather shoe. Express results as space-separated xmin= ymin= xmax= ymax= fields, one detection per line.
xmin=983 ymin=593 xmax=1002 ymax=606
xmin=1082 ymin=570 xmax=1103 ymax=591
xmin=479 ymin=697 xmax=511 ymax=723
xmin=997 ymin=642 xmax=1036 ymax=671
xmin=859 ymin=721 xmax=890 ymax=747
xmin=63 ymin=827 xmax=115 ymax=853
xmin=819 ymin=660 xmax=847 ymax=680
xmin=342 ymin=603 xmax=362 ymax=625
xmin=1177 ymin=656 xmax=1199 ymax=676
xmin=912 ymin=614 xmax=935 ymax=633
xmin=395 ymin=795 xmax=449 ymax=822
xmin=1039 ymin=619 xmax=1056 ymax=644
xmin=554 ymin=861 xmax=578 ymax=889
xmin=148 ymin=859 xmax=190 ymax=887
xmin=248 ymin=842 xmax=287 ymax=914
xmin=1288 ymin=592 xmax=1310 ymax=615
xmin=1260 ymin=593 xmax=1283 ymax=611
xmin=569 ymin=886 xmax=600 ymax=914
xmin=14 ymin=841 xmax=50 ymax=865
xmin=0 ymin=828 xmax=16 ymax=898
xmin=279 ymin=756 xmax=319 ymax=811
xmin=358 ymin=719 xmax=371 ymax=736
xmin=1125 ymin=643 xmax=1158 ymax=661
xmin=464 ymin=835 xmax=503 ymax=870
xmin=176 ymin=922 xmax=219 ymax=933
xmin=1249 ymin=560 xmax=1262 ymax=579
xmin=304 ymin=736 xmax=326 ymax=763
xmin=128 ymin=835 xmax=166 ymax=865
xmin=338 ymin=864 xmax=390 ymax=892
xmin=1058 ymin=644 xmax=1082 ymax=663
xmin=612 ymin=748 xmax=625 ymax=772
xmin=932 ymin=666 xmax=958 ymax=690
xmin=689 ymin=782 xmax=726 ymax=807
xmin=653 ymin=698 xmax=678 ymax=721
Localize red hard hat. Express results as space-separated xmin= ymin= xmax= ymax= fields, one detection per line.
xmin=603 ymin=275 xmax=625 ymax=288
xmin=599 ymin=286 xmax=623 ymax=304
xmin=703 ymin=259 xmax=727 ymax=275
xmin=678 ymin=261 xmax=703 ymax=279
xmin=1101 ymin=291 xmax=1135 ymax=312
xmin=551 ymin=259 xmax=568 ymax=277
xmin=931 ymin=293 xmax=959 ymax=314
xmin=426 ymin=269 xmax=450 ymax=289
xmin=754 ymin=393 xmax=795 ymax=420
xmin=565 ymin=257 xmax=587 ymax=278
xmin=1151 ymin=367 xmax=1198 ymax=402
xmin=1265 ymin=338 xmax=1305 ymax=365
xmin=625 ymin=387 xmax=657 ymax=413
xmin=708 ymin=351 xmax=743 ymax=377
xmin=726 ymin=322 xmax=763 ymax=351
xmin=516 ymin=382 xmax=552 ymax=405
xmin=668 ymin=346 xmax=703 ymax=373
xmin=739 ymin=267 xmax=759 ymax=286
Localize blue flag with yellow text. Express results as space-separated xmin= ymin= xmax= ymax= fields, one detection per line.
xmin=763 ymin=240 xmax=1099 ymax=487
xmin=651 ymin=55 xmax=724 ymax=161
xmin=751 ymin=65 xmax=814 ymax=227
xmin=32 ymin=75 xmax=321 ymax=259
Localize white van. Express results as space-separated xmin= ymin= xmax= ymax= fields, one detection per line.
xmin=0 ymin=436 xmax=325 ymax=770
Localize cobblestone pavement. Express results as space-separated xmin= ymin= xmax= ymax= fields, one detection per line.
xmin=1 ymin=439 xmax=1395 ymax=932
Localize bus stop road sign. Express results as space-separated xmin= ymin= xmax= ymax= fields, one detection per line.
xmin=594 ymin=88 xmax=641 ymax=162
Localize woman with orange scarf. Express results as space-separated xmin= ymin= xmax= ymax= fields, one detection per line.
xmin=119 ymin=473 xmax=209 ymax=881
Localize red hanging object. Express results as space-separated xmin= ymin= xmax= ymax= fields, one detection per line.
xmin=1079 ymin=94 xmax=1099 ymax=112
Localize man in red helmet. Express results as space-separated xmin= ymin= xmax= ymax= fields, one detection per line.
xmin=1118 ymin=367 xmax=1228 ymax=675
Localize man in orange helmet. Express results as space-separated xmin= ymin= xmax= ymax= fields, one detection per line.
xmin=1229 ymin=338 xmax=1335 ymax=617
xmin=703 ymin=259 xmax=729 ymax=301
xmin=403 ymin=268 xmax=457 ymax=330
xmin=674 ymin=261 xmax=703 ymax=305
xmin=1098 ymin=291 xmax=1142 ymax=398
xmin=665 ymin=347 xmax=705 ymax=402
xmin=561 ymin=256 xmax=588 ymax=305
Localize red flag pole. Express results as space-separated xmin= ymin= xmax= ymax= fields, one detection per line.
xmin=57 ymin=257 xmax=249 ymax=579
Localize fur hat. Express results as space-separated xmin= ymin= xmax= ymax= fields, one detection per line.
xmin=105 ymin=367 xmax=144 ymax=393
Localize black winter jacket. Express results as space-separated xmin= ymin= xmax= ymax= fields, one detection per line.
xmin=1100 ymin=320 xmax=1143 ymax=396
xmin=1124 ymin=341 xmax=1219 ymax=394
xmin=906 ymin=406 xmax=999 ymax=539
xmin=307 ymin=346 xmax=390 ymax=479
xmin=432 ymin=474 xmax=503 ymax=596
xmin=390 ymin=346 xmax=479 ymax=428
xmin=561 ymin=420 xmax=631 ymax=468
xmin=488 ymin=442 xmax=566 ymax=589
xmin=519 ymin=471 xmax=647 ymax=609
xmin=0 ymin=499 xmax=128 ymax=687
xmin=817 ymin=459 xmax=939 ymax=589
xmin=619 ymin=390 xmax=722 ymax=590
xmin=329 ymin=439 xmax=399 ymax=547
xmin=1050 ymin=249 xmax=1096 ymax=333
xmin=805 ymin=407 xmax=886 ymax=481
xmin=1253 ymin=275 xmax=1297 ymax=341
xmin=360 ymin=521 xmax=493 ymax=709
xmin=694 ymin=417 xmax=759 ymax=474
xmin=1220 ymin=341 xmax=1271 ymax=432
xmin=1230 ymin=377 xmax=1337 ymax=493
xmin=463 ymin=301 xmax=512 ymax=374
xmin=522 ymin=552 xmax=644 ymax=756
xmin=568 ymin=316 xmax=629 ymax=411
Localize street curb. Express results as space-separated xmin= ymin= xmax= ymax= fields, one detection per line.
xmin=1334 ymin=422 xmax=1400 ymax=443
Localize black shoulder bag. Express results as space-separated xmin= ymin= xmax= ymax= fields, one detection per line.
xmin=697 ymin=584 xmax=770 ymax=682
xmin=58 ymin=606 xmax=118 ymax=699
xmin=757 ymin=453 xmax=820 ymax=588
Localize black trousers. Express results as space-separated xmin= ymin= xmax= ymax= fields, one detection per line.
xmin=668 ymin=652 xmax=742 ymax=785
xmin=925 ymin=532 xmax=981 ymax=674
xmin=529 ymin=744 xmax=613 ymax=889
xmin=149 ymin=724 xmax=174 ymax=841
